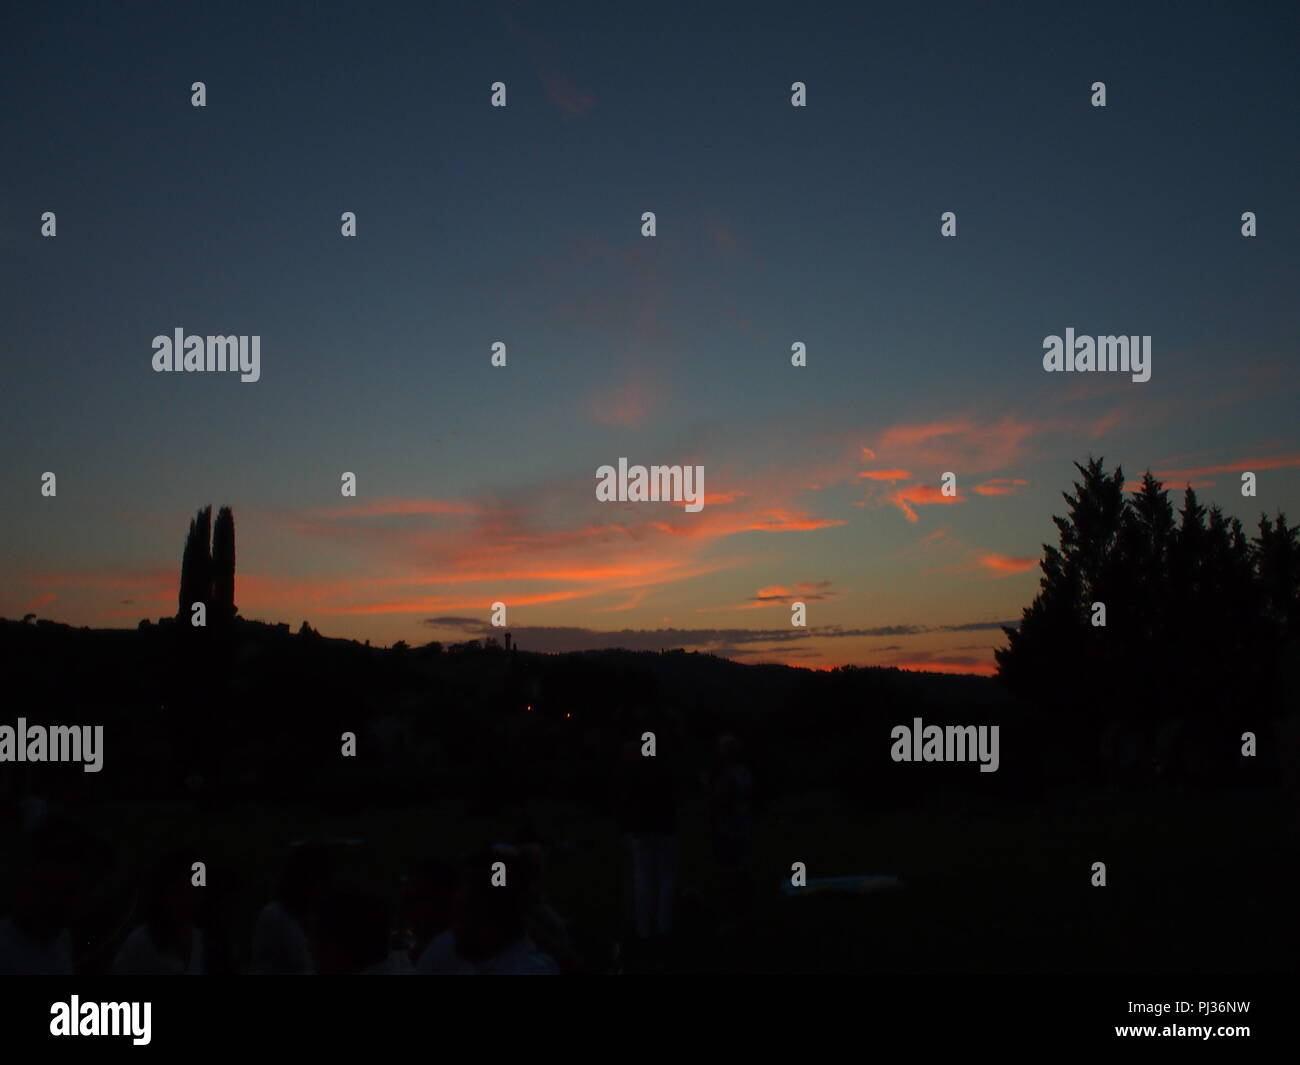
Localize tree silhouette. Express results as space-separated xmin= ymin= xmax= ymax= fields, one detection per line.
xmin=177 ymin=505 xmax=238 ymax=626
xmin=212 ymin=506 xmax=236 ymax=623
xmin=1256 ymin=513 xmax=1300 ymax=632
xmin=996 ymin=458 xmax=1298 ymax=722
xmin=177 ymin=506 xmax=213 ymax=620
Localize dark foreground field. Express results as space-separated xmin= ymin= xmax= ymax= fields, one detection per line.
xmin=5 ymin=785 xmax=1290 ymax=975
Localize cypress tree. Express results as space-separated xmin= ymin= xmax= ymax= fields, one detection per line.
xmin=212 ymin=506 xmax=236 ymax=622
xmin=178 ymin=505 xmax=213 ymax=620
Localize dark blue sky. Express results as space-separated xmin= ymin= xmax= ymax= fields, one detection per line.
xmin=3 ymin=1 xmax=1297 ymax=669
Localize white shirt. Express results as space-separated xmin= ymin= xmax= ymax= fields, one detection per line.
xmin=250 ymin=901 xmax=314 ymax=974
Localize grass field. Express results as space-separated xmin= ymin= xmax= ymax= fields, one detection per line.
xmin=3 ymin=785 xmax=1294 ymax=974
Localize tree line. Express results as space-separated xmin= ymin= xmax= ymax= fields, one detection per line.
xmin=997 ymin=458 xmax=1299 ymax=720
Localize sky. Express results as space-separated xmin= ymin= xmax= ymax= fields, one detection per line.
xmin=2 ymin=1 xmax=1298 ymax=674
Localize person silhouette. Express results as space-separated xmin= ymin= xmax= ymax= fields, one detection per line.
xmin=710 ymin=734 xmax=755 ymax=921
xmin=0 ymin=820 xmax=88 ymax=974
xmin=112 ymin=852 xmax=205 ymax=975
xmin=415 ymin=850 xmax=558 ymax=975
xmin=250 ymin=842 xmax=330 ymax=974
xmin=616 ymin=733 xmax=680 ymax=943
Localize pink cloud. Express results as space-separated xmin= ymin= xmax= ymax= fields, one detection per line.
xmin=972 ymin=478 xmax=1029 ymax=497
xmin=1154 ymin=452 xmax=1300 ymax=482
xmin=871 ymin=411 xmax=1124 ymax=475
xmin=886 ymin=484 xmax=962 ymax=523
xmin=977 ymin=553 xmax=1036 ymax=577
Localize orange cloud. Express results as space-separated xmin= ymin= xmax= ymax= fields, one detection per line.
xmin=260 ymin=464 xmax=846 ymax=624
xmin=1154 ymin=452 xmax=1300 ymax=482
xmin=651 ymin=507 xmax=845 ymax=538
xmin=594 ymin=589 xmax=649 ymax=613
xmin=877 ymin=415 xmax=1040 ymax=473
xmin=977 ymin=553 xmax=1036 ymax=577
xmin=330 ymin=589 xmax=587 ymax=617
xmin=887 ymin=484 xmax=962 ymax=522
xmin=859 ymin=469 xmax=912 ymax=482
xmin=973 ymin=478 xmax=1029 ymax=496
xmin=877 ymin=418 xmax=974 ymax=449
xmin=871 ymin=411 xmax=1124 ymax=475
xmin=21 ymin=455 xmax=847 ymax=633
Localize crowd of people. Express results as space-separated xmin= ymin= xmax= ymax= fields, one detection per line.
xmin=0 ymin=733 xmax=756 ymax=975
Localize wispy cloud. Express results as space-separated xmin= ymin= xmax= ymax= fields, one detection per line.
xmin=501 ymin=6 xmax=595 ymax=118
xmin=972 ymin=477 xmax=1029 ymax=496
xmin=976 ymin=553 xmax=1036 ymax=577
xmin=262 ymin=461 xmax=845 ymax=618
xmin=704 ymin=580 xmax=839 ymax=611
xmin=1154 ymin=451 xmax=1300 ymax=483
xmin=886 ymin=483 xmax=962 ymax=522
xmin=865 ymin=408 xmax=1124 ymax=479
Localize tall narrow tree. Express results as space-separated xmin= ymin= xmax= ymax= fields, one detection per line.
xmin=178 ymin=505 xmax=213 ymax=619
xmin=212 ymin=506 xmax=236 ymax=622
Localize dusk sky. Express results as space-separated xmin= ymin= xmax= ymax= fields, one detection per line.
xmin=3 ymin=1 xmax=1298 ymax=673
